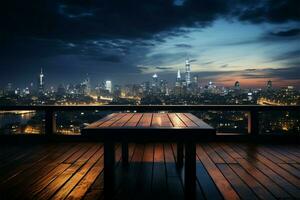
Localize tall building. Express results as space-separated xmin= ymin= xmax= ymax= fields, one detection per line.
xmin=151 ymin=73 xmax=160 ymax=94
xmin=175 ymin=69 xmax=181 ymax=87
xmin=152 ymin=73 xmax=158 ymax=87
xmin=185 ymin=58 xmax=191 ymax=86
xmin=267 ymin=80 xmax=272 ymax=89
xmin=6 ymin=83 xmax=13 ymax=93
xmin=193 ymin=75 xmax=198 ymax=84
xmin=105 ymin=80 xmax=112 ymax=93
xmin=82 ymin=75 xmax=91 ymax=95
xmin=234 ymin=81 xmax=240 ymax=90
xmin=38 ymin=68 xmax=44 ymax=93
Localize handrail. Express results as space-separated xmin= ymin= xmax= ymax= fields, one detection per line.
xmin=0 ymin=105 xmax=299 ymax=111
xmin=1 ymin=105 xmax=299 ymax=135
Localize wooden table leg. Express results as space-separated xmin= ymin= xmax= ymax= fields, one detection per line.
xmin=122 ymin=142 xmax=129 ymax=166
xmin=184 ymin=142 xmax=196 ymax=199
xmin=177 ymin=142 xmax=184 ymax=168
xmin=104 ymin=142 xmax=115 ymax=200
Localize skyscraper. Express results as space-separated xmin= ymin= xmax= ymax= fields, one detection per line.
xmin=105 ymin=80 xmax=112 ymax=93
xmin=185 ymin=58 xmax=191 ymax=86
xmin=234 ymin=81 xmax=240 ymax=90
xmin=267 ymin=80 xmax=272 ymax=89
xmin=38 ymin=68 xmax=44 ymax=93
xmin=152 ymin=73 xmax=158 ymax=88
xmin=82 ymin=75 xmax=91 ymax=95
xmin=176 ymin=69 xmax=181 ymax=87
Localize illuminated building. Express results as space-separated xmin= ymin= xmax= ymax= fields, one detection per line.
xmin=176 ymin=69 xmax=181 ymax=87
xmin=38 ymin=68 xmax=44 ymax=93
xmin=105 ymin=80 xmax=112 ymax=93
xmin=151 ymin=74 xmax=159 ymax=94
xmin=81 ymin=75 xmax=91 ymax=95
xmin=185 ymin=58 xmax=191 ymax=86
xmin=152 ymin=73 xmax=158 ymax=87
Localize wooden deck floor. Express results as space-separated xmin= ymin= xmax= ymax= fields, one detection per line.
xmin=0 ymin=142 xmax=299 ymax=200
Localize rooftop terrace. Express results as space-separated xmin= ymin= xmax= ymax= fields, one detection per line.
xmin=0 ymin=142 xmax=300 ymax=200
xmin=0 ymin=105 xmax=299 ymax=199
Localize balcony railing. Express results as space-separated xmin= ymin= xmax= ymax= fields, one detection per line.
xmin=1 ymin=105 xmax=300 ymax=137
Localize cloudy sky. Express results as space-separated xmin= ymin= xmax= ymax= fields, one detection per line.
xmin=0 ymin=0 xmax=300 ymax=88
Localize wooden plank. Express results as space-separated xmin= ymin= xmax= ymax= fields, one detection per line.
xmin=50 ymin=145 xmax=103 ymax=200
xmin=233 ymin=145 xmax=300 ymax=198
xmin=196 ymin=161 xmax=222 ymax=200
xmin=267 ymin=145 xmax=300 ymax=163
xmin=133 ymin=144 xmax=154 ymax=200
xmin=34 ymin=145 xmax=100 ymax=200
xmin=8 ymin=144 xmax=83 ymax=199
xmin=176 ymin=113 xmax=198 ymax=127
xmin=64 ymin=143 xmax=94 ymax=164
xmin=152 ymin=144 xmax=168 ymax=199
xmin=210 ymin=143 xmax=237 ymax=164
xmin=254 ymin=146 xmax=287 ymax=164
xmin=229 ymin=164 xmax=276 ymax=200
xmin=98 ymin=113 xmax=127 ymax=127
xmin=278 ymin=163 xmax=300 ymax=178
xmin=70 ymin=145 xmax=122 ymax=200
xmin=219 ymin=143 xmax=243 ymax=159
xmin=202 ymin=144 xmax=225 ymax=164
xmin=291 ymin=164 xmax=300 ymax=171
xmin=151 ymin=113 xmax=173 ymax=127
xmin=217 ymin=163 xmax=259 ymax=200
xmin=261 ymin=146 xmax=297 ymax=163
xmin=236 ymin=158 xmax=291 ymax=198
xmin=110 ymin=113 xmax=134 ymax=127
xmin=164 ymin=144 xmax=185 ymax=200
xmin=85 ymin=113 xmax=117 ymax=128
xmin=83 ymin=189 xmax=103 ymax=200
xmin=196 ymin=145 xmax=240 ymax=200
xmin=124 ymin=113 xmax=143 ymax=127
xmin=0 ymin=144 xmax=58 ymax=183
xmin=184 ymin=113 xmax=212 ymax=129
xmin=1 ymin=142 xmax=299 ymax=200
xmin=24 ymin=145 xmax=90 ymax=199
xmin=236 ymin=144 xmax=300 ymax=188
xmin=0 ymin=144 xmax=77 ymax=198
xmin=114 ymin=144 xmax=144 ymax=200
xmin=167 ymin=113 xmax=186 ymax=127
xmin=137 ymin=113 xmax=152 ymax=127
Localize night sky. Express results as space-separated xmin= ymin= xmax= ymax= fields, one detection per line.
xmin=0 ymin=0 xmax=300 ymax=88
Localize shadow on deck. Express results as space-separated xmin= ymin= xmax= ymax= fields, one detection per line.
xmin=0 ymin=142 xmax=300 ymax=200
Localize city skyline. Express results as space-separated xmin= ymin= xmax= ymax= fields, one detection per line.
xmin=0 ymin=0 xmax=300 ymax=88
xmin=0 ymin=61 xmax=293 ymax=91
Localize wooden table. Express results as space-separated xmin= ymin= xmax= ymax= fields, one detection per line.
xmin=82 ymin=113 xmax=216 ymax=199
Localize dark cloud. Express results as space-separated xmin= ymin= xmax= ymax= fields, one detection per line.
xmin=271 ymin=28 xmax=300 ymax=37
xmin=237 ymin=0 xmax=300 ymax=23
xmin=99 ymin=55 xmax=122 ymax=63
xmin=244 ymin=68 xmax=257 ymax=72
xmin=239 ymin=67 xmax=300 ymax=80
xmin=156 ymin=66 xmax=172 ymax=70
xmin=261 ymin=67 xmax=300 ymax=80
xmin=175 ymin=43 xmax=193 ymax=48
xmin=0 ymin=0 xmax=300 ymax=86
xmin=189 ymin=59 xmax=197 ymax=63
xmin=2 ymin=0 xmax=299 ymax=43
xmin=271 ymin=49 xmax=300 ymax=62
xmin=194 ymin=67 xmax=300 ymax=81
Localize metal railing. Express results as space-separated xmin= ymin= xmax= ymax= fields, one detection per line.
xmin=1 ymin=105 xmax=300 ymax=136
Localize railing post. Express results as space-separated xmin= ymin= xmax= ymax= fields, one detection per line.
xmin=45 ymin=109 xmax=56 ymax=135
xmin=248 ymin=109 xmax=259 ymax=135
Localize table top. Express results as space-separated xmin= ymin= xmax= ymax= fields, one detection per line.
xmin=85 ymin=113 xmax=213 ymax=130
